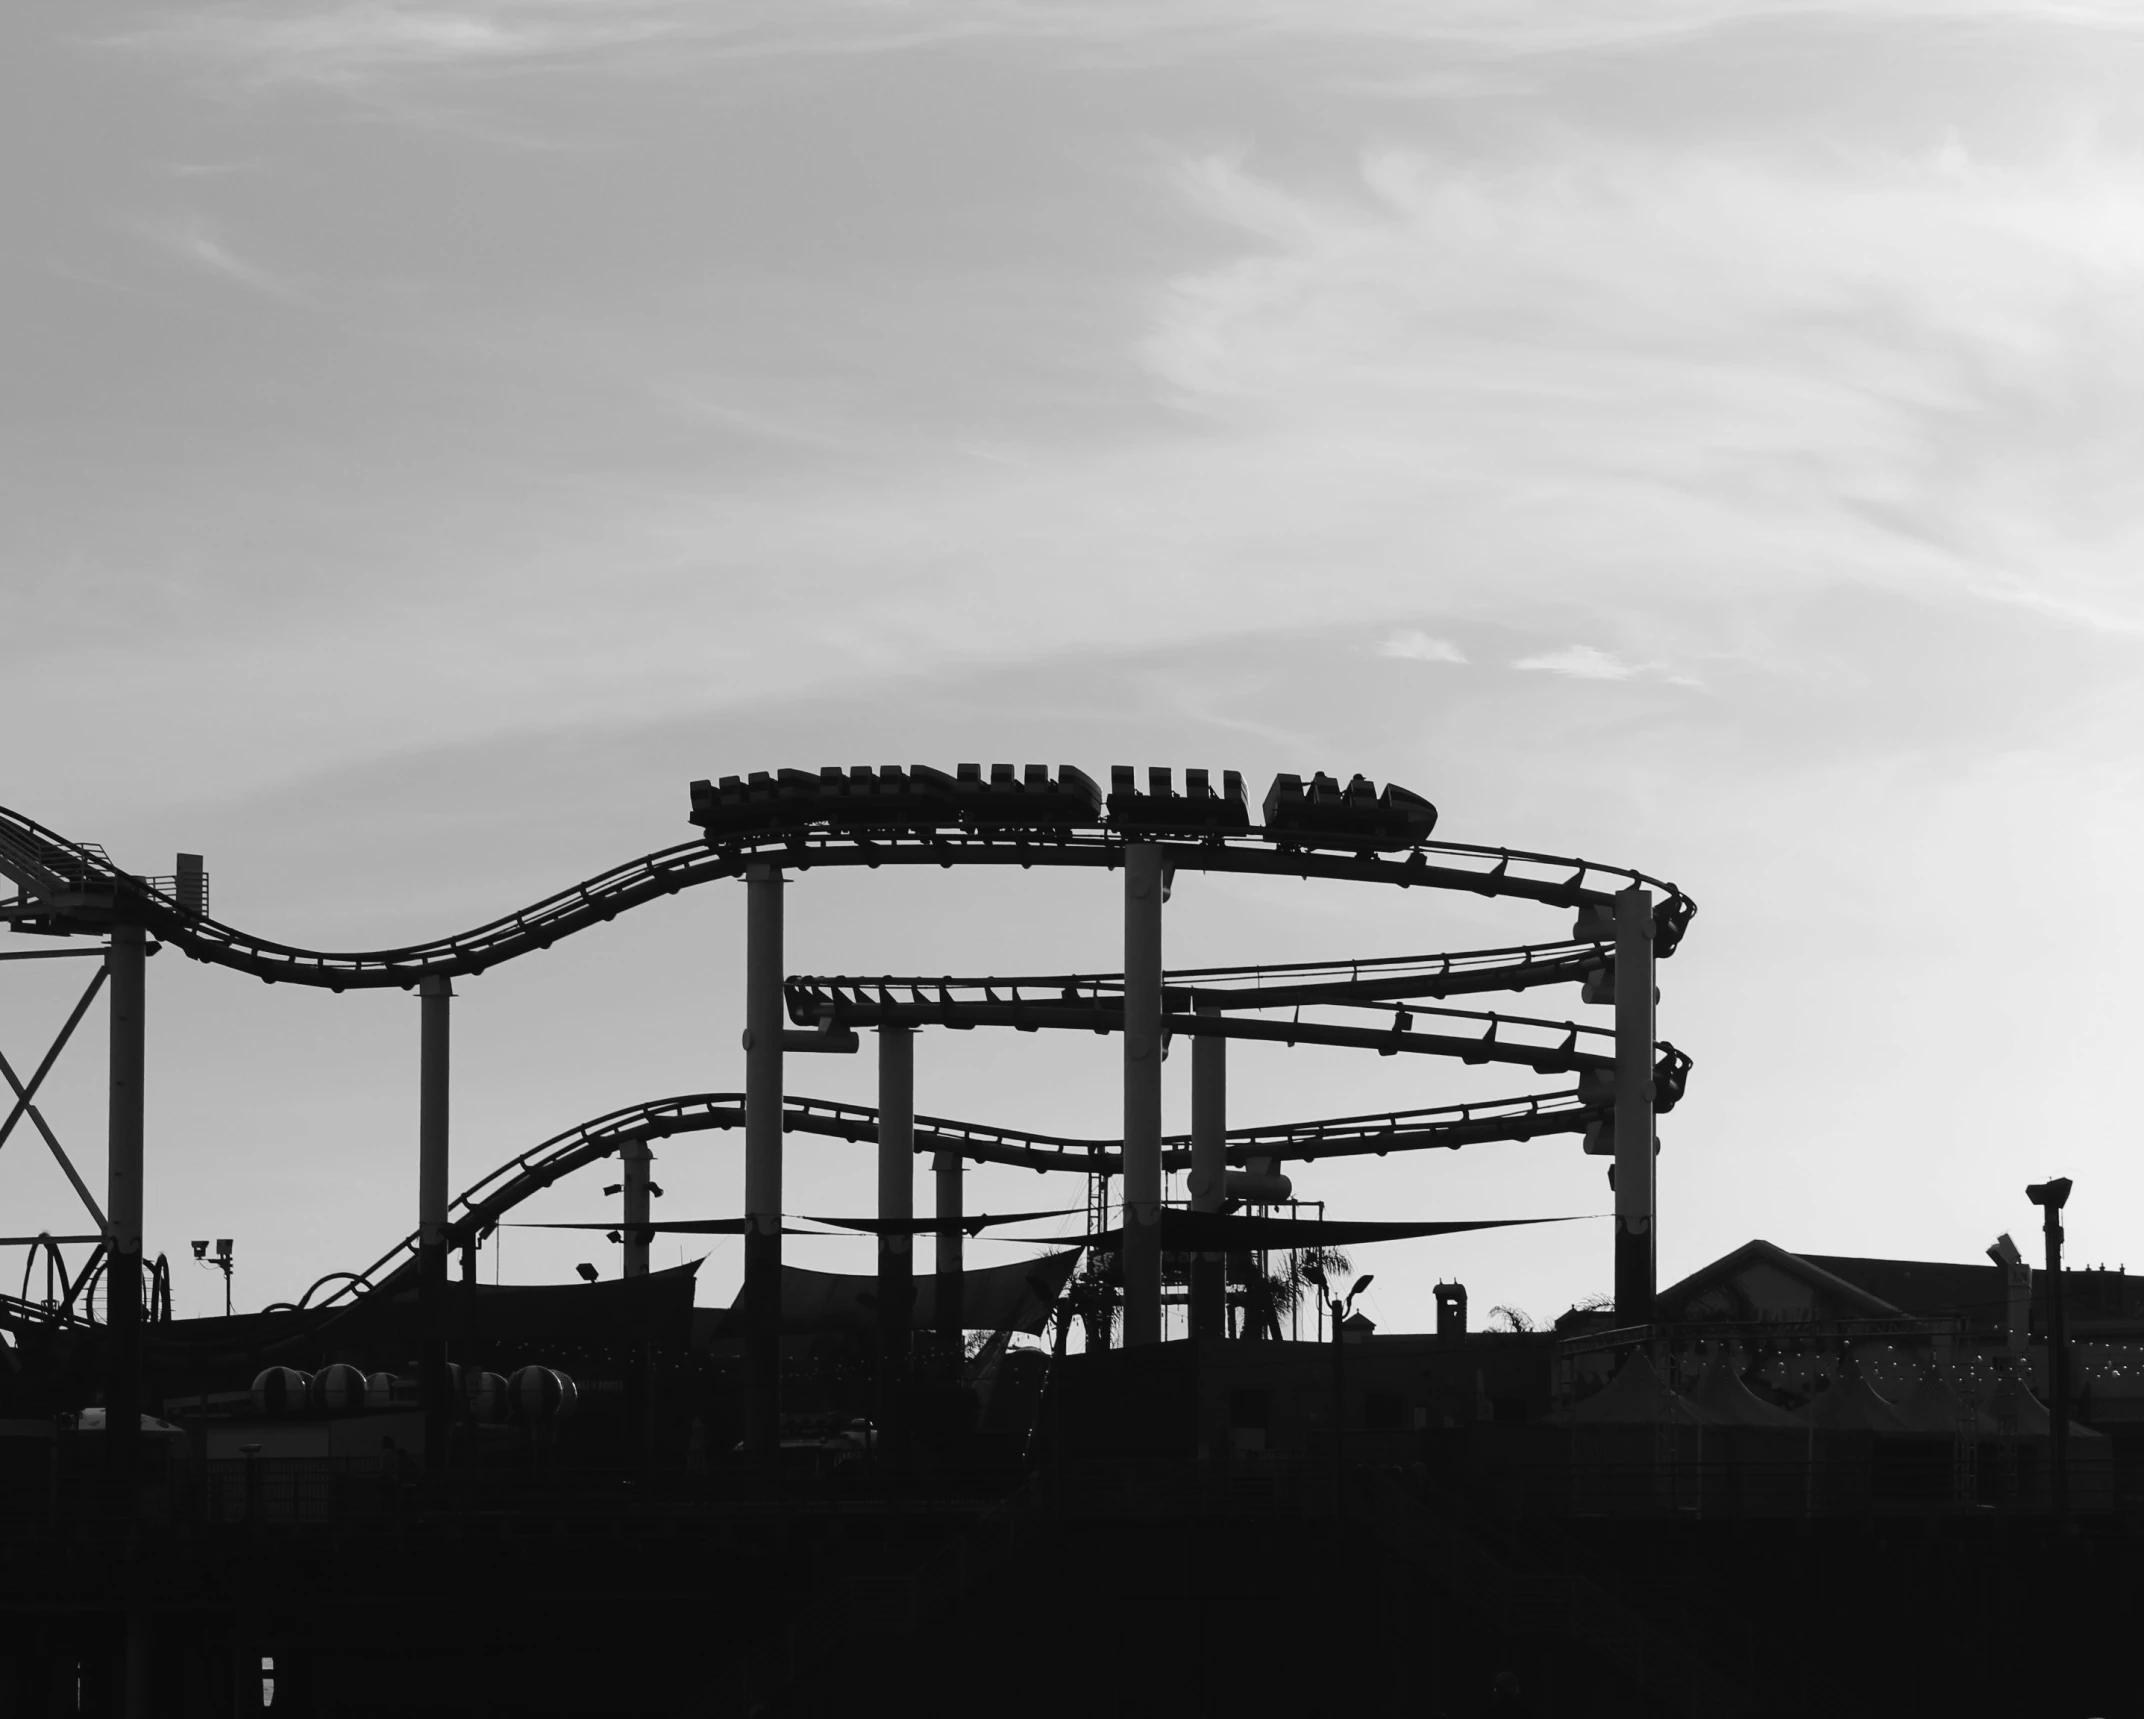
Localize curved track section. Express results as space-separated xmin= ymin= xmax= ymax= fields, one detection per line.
xmin=313 ymin=1086 xmax=1602 ymax=1314
xmin=0 ymin=801 xmax=1694 ymax=989
xmin=786 ymin=933 xmax=1694 ymax=1108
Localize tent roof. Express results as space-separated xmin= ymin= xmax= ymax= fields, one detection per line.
xmin=1801 ymin=1368 xmax=1910 ymax=1433
xmin=1896 ymin=1371 xmax=1999 ymax=1436
xmin=1570 ymin=1350 xmax=1709 ymax=1426
xmin=1688 ymin=1358 xmax=1801 ymax=1429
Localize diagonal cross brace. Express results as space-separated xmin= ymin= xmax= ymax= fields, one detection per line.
xmin=0 ymin=963 xmax=111 ymax=1234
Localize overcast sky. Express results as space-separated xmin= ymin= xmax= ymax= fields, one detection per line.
xmin=5 ymin=1 xmax=2141 ymax=1334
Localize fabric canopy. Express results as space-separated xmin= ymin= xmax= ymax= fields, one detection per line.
xmin=702 ymin=1247 xmax=1083 ymax=1342
xmin=793 ymin=1208 xmax=1083 ymax=1237
xmin=1006 ymin=1212 xmax=1592 ymax=1250
xmin=513 ymin=1207 xmax=1079 ymax=1237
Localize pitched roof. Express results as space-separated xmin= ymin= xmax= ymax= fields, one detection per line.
xmin=1798 ymin=1255 xmax=2010 ymax=1323
xmin=1656 ymin=1240 xmax=1906 ymax=1323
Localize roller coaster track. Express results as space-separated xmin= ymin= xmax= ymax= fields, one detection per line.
xmin=0 ymin=802 xmax=1693 ymax=989
xmin=293 ymin=1084 xmax=1606 ymax=1317
xmin=780 ymin=973 xmax=1680 ymax=1093
xmin=0 ymin=783 xmax=1694 ymax=1332
xmin=795 ymin=938 xmax=1617 ymax=1011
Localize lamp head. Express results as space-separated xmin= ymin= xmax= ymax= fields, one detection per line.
xmin=1349 ymin=1274 xmax=1375 ymax=1300
xmin=575 ymin=1263 xmax=599 ymax=1283
xmin=1986 ymin=1233 xmax=2022 ymax=1269
xmin=2026 ymin=1178 xmax=2073 ymax=1211
xmin=215 ymin=1239 xmax=232 ymax=1260
xmin=190 ymin=1240 xmax=207 ymax=1261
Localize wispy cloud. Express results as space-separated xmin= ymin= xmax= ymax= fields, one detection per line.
xmin=103 ymin=1 xmax=2144 ymax=89
xmin=1379 ymin=628 xmax=1466 ymax=663
xmin=1147 ymin=135 xmax=2144 ymax=642
xmin=1512 ymin=645 xmax=1639 ymax=681
xmin=133 ymin=215 xmax=297 ymax=297
xmin=105 ymin=4 xmax=690 ymax=84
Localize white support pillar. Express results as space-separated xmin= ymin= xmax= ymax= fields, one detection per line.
xmin=1612 ymin=885 xmax=1657 ymax=1325
xmin=1189 ymin=1004 xmax=1225 ymax=1341
xmin=1122 ymin=843 xmax=1164 ymax=1348
xmin=743 ymin=863 xmax=785 ymax=1455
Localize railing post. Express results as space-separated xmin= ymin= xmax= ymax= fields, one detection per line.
xmin=105 ymin=924 xmax=146 ymax=1479
xmin=418 ymin=975 xmax=452 ymax=1474
xmin=1122 ymin=844 xmax=1164 ymax=1348
xmin=743 ymin=863 xmax=785 ymax=1457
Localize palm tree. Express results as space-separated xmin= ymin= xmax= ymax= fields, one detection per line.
xmin=1270 ymin=1247 xmax=1354 ymax=1340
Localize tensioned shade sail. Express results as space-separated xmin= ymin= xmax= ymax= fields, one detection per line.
xmin=512 ymin=1208 xmax=1078 ymax=1237
xmin=700 ymin=1247 xmax=1083 ymax=1341
xmin=1001 ymin=1213 xmax=1596 ymax=1250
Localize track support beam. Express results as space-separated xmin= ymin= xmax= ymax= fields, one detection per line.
xmin=1612 ymin=885 xmax=1656 ymax=1325
xmin=743 ymin=863 xmax=785 ymax=1457
xmin=418 ymin=975 xmax=452 ymax=1473
xmin=1122 ymin=843 xmax=1164 ymax=1348
xmin=104 ymin=924 xmax=145 ymax=1477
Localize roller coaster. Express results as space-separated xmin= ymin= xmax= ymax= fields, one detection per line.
xmin=0 ymin=761 xmax=1693 ymax=1464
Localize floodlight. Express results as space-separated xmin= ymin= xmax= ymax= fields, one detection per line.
xmin=215 ymin=1240 xmax=232 ymax=1259
xmin=603 ymin=1184 xmax=622 ymax=1196
xmin=190 ymin=1240 xmax=208 ymax=1261
xmin=1986 ymin=1234 xmax=2022 ymax=1269
xmin=575 ymin=1263 xmax=599 ymax=1283
xmin=2026 ymin=1179 xmax=2073 ymax=1211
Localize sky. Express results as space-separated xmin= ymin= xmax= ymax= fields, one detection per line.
xmin=3 ymin=0 xmax=2141 ymax=1335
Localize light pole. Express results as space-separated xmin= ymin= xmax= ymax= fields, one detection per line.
xmin=1302 ymin=1262 xmax=1373 ymax=1508
xmin=2026 ymin=1178 xmax=2072 ymax=1521
xmin=190 ymin=1238 xmax=233 ymax=1318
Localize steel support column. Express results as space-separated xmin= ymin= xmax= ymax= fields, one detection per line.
xmin=1612 ymin=885 xmax=1657 ymax=1325
xmin=934 ymin=1150 xmax=964 ymax=1366
xmin=620 ymin=1137 xmax=654 ymax=1467
xmin=1189 ymin=1004 xmax=1225 ymax=1341
xmin=877 ymin=1027 xmax=915 ymax=1368
xmin=1122 ymin=843 xmax=1165 ymax=1348
xmin=418 ymin=975 xmax=452 ymax=1472
xmin=742 ymin=863 xmax=785 ymax=1455
xmin=105 ymin=923 xmax=145 ymax=1476
xmin=620 ymin=1141 xmax=652 ymax=1278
